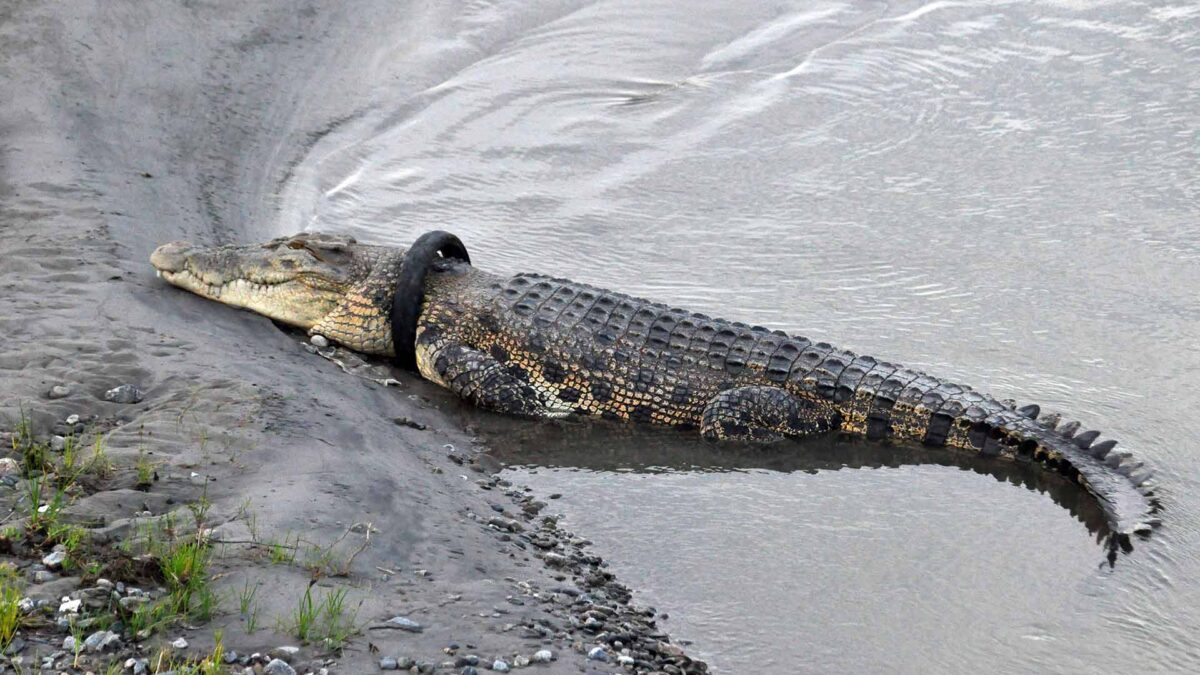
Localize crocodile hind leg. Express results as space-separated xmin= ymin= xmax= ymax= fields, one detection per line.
xmin=701 ymin=385 xmax=841 ymax=442
xmin=419 ymin=340 xmax=568 ymax=418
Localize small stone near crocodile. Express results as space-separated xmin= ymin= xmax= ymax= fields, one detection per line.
xmin=104 ymin=384 xmax=145 ymax=404
xmin=264 ymin=659 xmax=297 ymax=675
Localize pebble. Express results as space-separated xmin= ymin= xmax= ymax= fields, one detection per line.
xmin=395 ymin=657 xmax=415 ymax=669
xmin=617 ymin=654 xmax=635 ymax=666
xmin=48 ymin=385 xmax=70 ymax=399
xmin=65 ymin=414 xmax=80 ymax=425
xmin=3 ymin=637 xmax=23 ymax=655
xmin=16 ymin=598 xmax=33 ymax=613
xmin=119 ymin=595 xmax=150 ymax=610
xmin=41 ymin=547 xmax=67 ymax=570
xmin=460 ymin=667 xmax=478 ymax=675
xmin=83 ymin=630 xmax=121 ymax=652
xmin=384 ymin=616 xmax=424 ymax=632
xmin=0 ymin=458 xmax=19 ymax=477
xmin=172 ymin=637 xmax=188 ymax=649
xmin=492 ymin=659 xmax=510 ymax=672
xmin=531 ymin=650 xmax=553 ymax=663
xmin=310 ymin=335 xmax=329 ymax=348
xmin=379 ymin=656 xmax=398 ymax=670
xmin=104 ymin=384 xmax=145 ymax=404
xmin=393 ymin=416 xmax=427 ymax=430
xmin=58 ymin=597 xmax=81 ymax=614
xmin=269 ymin=646 xmax=300 ymax=662
xmin=264 ymin=659 xmax=298 ymax=675
xmin=62 ymin=636 xmax=75 ymax=651
xmin=50 ymin=436 xmax=66 ymax=452
xmin=512 ymin=656 xmax=530 ymax=667
xmin=587 ymin=646 xmax=609 ymax=662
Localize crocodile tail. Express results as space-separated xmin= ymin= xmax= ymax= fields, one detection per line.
xmin=991 ymin=407 xmax=1160 ymax=561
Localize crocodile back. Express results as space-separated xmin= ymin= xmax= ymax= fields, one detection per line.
xmin=478 ymin=273 xmax=851 ymax=426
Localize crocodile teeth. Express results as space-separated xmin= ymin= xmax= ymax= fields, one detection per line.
xmin=1074 ymin=430 xmax=1101 ymax=449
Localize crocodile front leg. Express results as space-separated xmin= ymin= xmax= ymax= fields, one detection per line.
xmin=701 ymin=385 xmax=842 ymax=442
xmin=418 ymin=338 xmax=572 ymax=418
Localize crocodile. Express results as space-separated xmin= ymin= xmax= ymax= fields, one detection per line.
xmin=150 ymin=231 xmax=1160 ymax=553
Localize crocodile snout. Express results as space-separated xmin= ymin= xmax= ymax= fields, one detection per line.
xmin=150 ymin=241 xmax=194 ymax=274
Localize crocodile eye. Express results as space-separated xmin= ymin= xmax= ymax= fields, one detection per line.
xmin=285 ymin=240 xmax=327 ymax=262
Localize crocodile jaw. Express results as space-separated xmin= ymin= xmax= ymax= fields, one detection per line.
xmin=150 ymin=238 xmax=352 ymax=330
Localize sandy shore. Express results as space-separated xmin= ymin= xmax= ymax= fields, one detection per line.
xmin=0 ymin=2 xmax=703 ymax=673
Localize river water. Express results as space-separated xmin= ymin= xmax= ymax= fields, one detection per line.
xmin=278 ymin=0 xmax=1200 ymax=672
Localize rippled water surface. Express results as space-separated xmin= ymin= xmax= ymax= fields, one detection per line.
xmin=279 ymin=1 xmax=1200 ymax=671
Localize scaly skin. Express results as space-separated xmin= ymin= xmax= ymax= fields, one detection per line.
xmin=151 ymin=232 xmax=1160 ymax=550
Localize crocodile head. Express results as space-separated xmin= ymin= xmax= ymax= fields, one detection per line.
xmin=151 ymin=232 xmax=401 ymax=355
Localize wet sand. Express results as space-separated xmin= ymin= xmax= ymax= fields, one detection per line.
xmin=0 ymin=2 xmax=701 ymax=672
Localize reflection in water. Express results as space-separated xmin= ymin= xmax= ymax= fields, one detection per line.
xmin=480 ymin=416 xmax=1110 ymax=542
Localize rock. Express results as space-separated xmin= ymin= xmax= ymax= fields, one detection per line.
xmin=617 ymin=654 xmax=635 ymax=666
xmin=269 ymin=646 xmax=300 ymax=663
xmin=84 ymin=630 xmax=121 ymax=652
xmin=94 ymin=578 xmax=114 ymax=590
xmin=587 ymin=646 xmax=608 ymax=662
xmin=119 ymin=595 xmax=150 ymax=610
xmin=492 ymin=659 xmax=510 ymax=672
xmin=531 ymin=650 xmax=553 ymax=663
xmin=384 ymin=616 xmax=424 ymax=632
xmin=48 ymin=385 xmax=70 ymax=399
xmin=393 ymin=417 xmax=427 ymax=430
xmin=655 ymin=641 xmax=685 ymax=658
xmin=50 ymin=436 xmax=66 ymax=452
xmin=310 ymin=334 xmax=329 ymax=348
xmin=512 ymin=656 xmax=530 ymax=667
xmin=58 ymin=597 xmax=82 ymax=614
xmin=460 ymin=667 xmax=478 ymax=675
xmin=487 ymin=517 xmax=523 ymax=533
xmin=104 ymin=384 xmax=145 ymax=404
xmin=41 ymin=547 xmax=67 ymax=570
xmin=62 ymin=636 xmax=75 ymax=651
xmin=0 ymin=457 xmax=19 ymax=477
xmin=65 ymin=414 xmax=80 ymax=425
xmin=3 ymin=637 xmax=23 ymax=655
xmin=17 ymin=598 xmax=34 ymax=614
xmin=33 ymin=570 xmax=56 ymax=583
xmin=264 ymin=658 xmax=298 ymax=675
xmin=172 ymin=637 xmax=188 ymax=649
xmin=395 ymin=657 xmax=415 ymax=669
xmin=379 ymin=656 xmax=398 ymax=670
xmin=224 ymin=651 xmax=239 ymax=664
